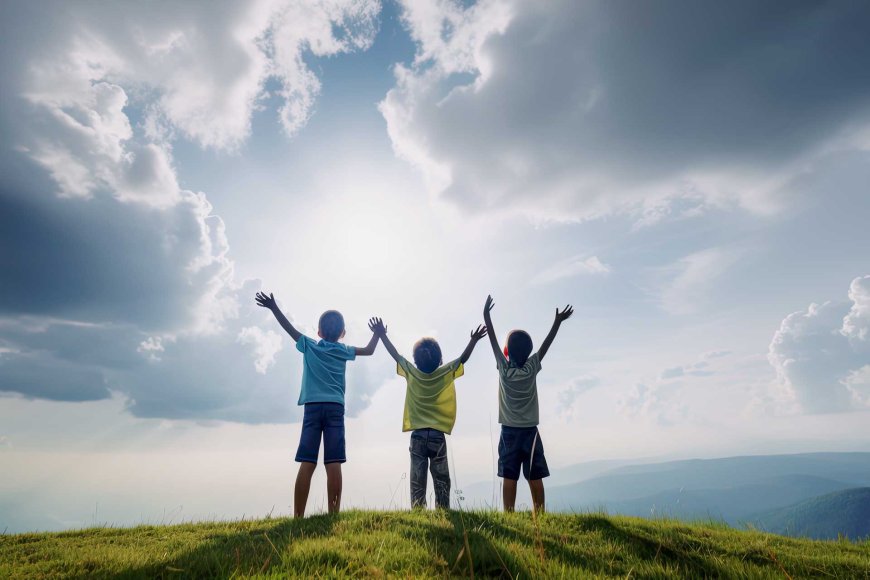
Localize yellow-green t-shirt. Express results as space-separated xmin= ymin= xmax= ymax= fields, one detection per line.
xmin=397 ymin=356 xmax=464 ymax=434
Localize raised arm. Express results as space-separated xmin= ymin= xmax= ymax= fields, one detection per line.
xmin=482 ymin=295 xmax=502 ymax=361
xmin=353 ymin=317 xmax=382 ymax=357
xmin=537 ymin=304 xmax=574 ymax=362
xmin=459 ymin=324 xmax=488 ymax=364
xmin=256 ymin=292 xmax=302 ymax=342
xmin=369 ymin=318 xmax=401 ymax=363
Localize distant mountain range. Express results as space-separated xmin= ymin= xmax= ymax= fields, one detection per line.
xmin=750 ymin=487 xmax=870 ymax=540
xmin=461 ymin=452 xmax=870 ymax=539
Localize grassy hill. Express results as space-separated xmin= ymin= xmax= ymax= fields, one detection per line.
xmin=751 ymin=488 xmax=870 ymax=541
xmin=2 ymin=510 xmax=869 ymax=578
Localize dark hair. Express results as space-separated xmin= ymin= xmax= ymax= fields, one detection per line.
xmin=413 ymin=337 xmax=442 ymax=374
xmin=506 ymin=330 xmax=533 ymax=367
xmin=318 ymin=310 xmax=345 ymax=342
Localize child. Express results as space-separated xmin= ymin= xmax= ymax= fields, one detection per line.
xmin=370 ymin=319 xmax=487 ymax=509
xmin=255 ymin=291 xmax=380 ymax=517
xmin=482 ymin=294 xmax=573 ymax=513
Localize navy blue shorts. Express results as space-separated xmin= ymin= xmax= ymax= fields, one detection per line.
xmin=295 ymin=402 xmax=346 ymax=464
xmin=498 ymin=425 xmax=550 ymax=481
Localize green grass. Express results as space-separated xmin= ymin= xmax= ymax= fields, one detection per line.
xmin=2 ymin=510 xmax=869 ymax=578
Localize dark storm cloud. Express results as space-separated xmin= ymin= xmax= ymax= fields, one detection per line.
xmin=0 ymin=186 xmax=221 ymax=332
xmin=0 ymin=187 xmax=188 ymax=329
xmin=0 ymin=285 xmax=388 ymax=423
xmin=384 ymin=0 xmax=870 ymax=218
xmin=0 ymin=352 xmax=110 ymax=402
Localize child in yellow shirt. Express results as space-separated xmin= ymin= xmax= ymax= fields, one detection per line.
xmin=370 ymin=319 xmax=486 ymax=509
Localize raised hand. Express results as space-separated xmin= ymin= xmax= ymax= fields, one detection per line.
xmin=482 ymin=295 xmax=501 ymax=359
xmin=555 ymin=304 xmax=574 ymax=323
xmin=256 ymin=291 xmax=301 ymax=340
xmin=255 ymin=291 xmax=276 ymax=310
xmin=484 ymin=294 xmax=495 ymax=318
xmin=470 ymin=324 xmax=488 ymax=341
xmin=460 ymin=324 xmax=489 ymax=364
xmin=369 ymin=317 xmax=387 ymax=336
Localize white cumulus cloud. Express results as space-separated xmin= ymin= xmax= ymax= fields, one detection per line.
xmin=768 ymin=275 xmax=870 ymax=413
xmin=237 ymin=326 xmax=284 ymax=374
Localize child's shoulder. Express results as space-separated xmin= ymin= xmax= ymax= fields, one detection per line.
xmin=299 ymin=336 xmax=354 ymax=358
xmin=502 ymin=353 xmax=541 ymax=375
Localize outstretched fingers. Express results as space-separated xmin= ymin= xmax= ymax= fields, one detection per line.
xmin=255 ymin=291 xmax=277 ymax=309
xmin=368 ymin=317 xmax=386 ymax=335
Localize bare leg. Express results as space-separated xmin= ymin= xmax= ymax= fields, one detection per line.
xmin=294 ymin=462 xmax=316 ymax=518
xmin=529 ymin=479 xmax=545 ymax=513
xmin=325 ymin=463 xmax=343 ymax=514
xmin=502 ymin=478 xmax=517 ymax=512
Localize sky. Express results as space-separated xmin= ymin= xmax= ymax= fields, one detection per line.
xmin=1 ymin=0 xmax=870 ymax=533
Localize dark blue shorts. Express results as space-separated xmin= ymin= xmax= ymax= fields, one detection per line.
xmin=498 ymin=425 xmax=550 ymax=481
xmin=295 ymin=402 xmax=346 ymax=464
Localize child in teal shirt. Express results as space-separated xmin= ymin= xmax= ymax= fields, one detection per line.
xmin=256 ymin=291 xmax=380 ymax=517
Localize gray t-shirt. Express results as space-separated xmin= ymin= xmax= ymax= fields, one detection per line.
xmin=497 ymin=352 xmax=542 ymax=427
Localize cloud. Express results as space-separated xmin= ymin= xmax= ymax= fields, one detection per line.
xmin=557 ymin=375 xmax=600 ymax=420
xmin=237 ymin=326 xmax=284 ymax=374
xmin=656 ymin=247 xmax=741 ymax=315
xmin=659 ymin=367 xmax=685 ymax=380
xmin=843 ymin=275 xmax=870 ymax=342
xmin=382 ymin=0 xmax=870 ymax=221
xmin=0 ymin=0 xmax=387 ymax=423
xmin=618 ymin=382 xmax=687 ymax=427
xmin=659 ymin=360 xmax=714 ymax=381
xmin=0 ymin=188 xmax=233 ymax=333
xmin=0 ymin=350 xmax=110 ymax=402
xmin=532 ymin=255 xmax=610 ymax=286
xmin=619 ymin=351 xmax=726 ymax=424
xmin=0 ymin=281 xmax=388 ymax=423
xmin=843 ymin=365 xmax=870 ymax=407
xmin=11 ymin=1 xmax=381 ymax=152
xmin=768 ymin=275 xmax=870 ymax=413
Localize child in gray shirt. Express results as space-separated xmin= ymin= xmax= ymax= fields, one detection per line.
xmin=483 ymin=295 xmax=573 ymax=513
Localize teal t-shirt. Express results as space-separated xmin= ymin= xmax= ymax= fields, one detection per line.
xmin=296 ymin=335 xmax=356 ymax=405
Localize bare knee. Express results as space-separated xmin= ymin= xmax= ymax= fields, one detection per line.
xmin=325 ymin=463 xmax=342 ymax=482
xmin=297 ymin=462 xmax=316 ymax=479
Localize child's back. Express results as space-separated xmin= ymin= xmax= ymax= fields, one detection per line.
xmin=496 ymin=351 xmax=542 ymax=428
xmin=256 ymin=293 xmax=381 ymax=517
xmin=483 ymin=295 xmax=573 ymax=513
xmin=398 ymin=355 xmax=463 ymax=435
xmin=371 ymin=323 xmax=487 ymax=509
xmin=296 ymin=333 xmax=356 ymax=406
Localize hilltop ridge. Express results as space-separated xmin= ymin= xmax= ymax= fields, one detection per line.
xmin=2 ymin=510 xmax=869 ymax=578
